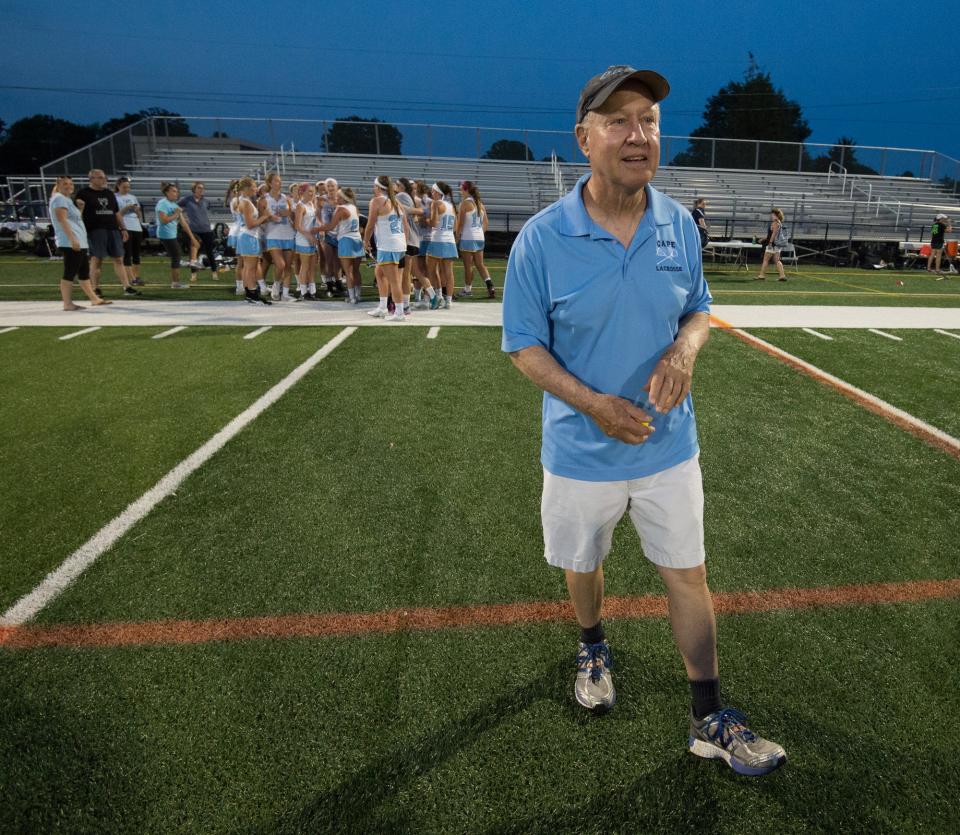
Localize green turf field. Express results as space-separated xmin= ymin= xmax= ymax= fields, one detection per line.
xmin=3 ymin=253 xmax=960 ymax=307
xmin=1 ymin=323 xmax=958 ymax=833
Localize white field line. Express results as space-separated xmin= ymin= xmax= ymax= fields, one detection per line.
xmin=244 ymin=326 xmax=272 ymax=340
xmin=802 ymin=328 xmax=833 ymax=341
xmin=152 ymin=326 xmax=187 ymax=340
xmin=0 ymin=326 xmax=357 ymax=627
xmin=0 ymin=326 xmax=18 ymax=336
xmin=869 ymin=328 xmax=902 ymax=342
xmin=59 ymin=327 xmax=101 ymax=341
xmin=427 ymin=327 xmax=440 ymax=340
xmin=934 ymin=329 xmax=960 ymax=340
xmin=729 ymin=327 xmax=960 ymax=457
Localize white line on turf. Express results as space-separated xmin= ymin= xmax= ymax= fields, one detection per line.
xmin=59 ymin=327 xmax=101 ymax=341
xmin=730 ymin=327 xmax=960 ymax=456
xmin=152 ymin=326 xmax=187 ymax=340
xmin=0 ymin=325 xmax=357 ymax=628
xmin=869 ymin=328 xmax=902 ymax=342
xmin=934 ymin=329 xmax=960 ymax=340
xmin=802 ymin=328 xmax=833 ymax=340
xmin=427 ymin=327 xmax=440 ymax=340
xmin=244 ymin=326 xmax=271 ymax=340
xmin=0 ymin=326 xmax=18 ymax=336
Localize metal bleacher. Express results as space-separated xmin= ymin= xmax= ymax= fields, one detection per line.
xmin=122 ymin=147 xmax=960 ymax=243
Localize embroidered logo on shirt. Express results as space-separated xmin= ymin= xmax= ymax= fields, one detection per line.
xmin=656 ymin=239 xmax=682 ymax=272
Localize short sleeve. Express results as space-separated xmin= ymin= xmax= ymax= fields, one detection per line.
xmin=501 ymin=224 xmax=551 ymax=353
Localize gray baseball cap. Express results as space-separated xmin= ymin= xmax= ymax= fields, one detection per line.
xmin=577 ymin=65 xmax=670 ymax=123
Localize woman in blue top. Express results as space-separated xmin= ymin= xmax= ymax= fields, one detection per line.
xmin=49 ymin=176 xmax=111 ymax=310
xmin=155 ymin=183 xmax=197 ymax=289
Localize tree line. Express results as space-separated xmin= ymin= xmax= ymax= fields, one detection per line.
xmin=0 ymin=62 xmax=903 ymax=175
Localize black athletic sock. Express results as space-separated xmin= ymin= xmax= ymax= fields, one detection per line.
xmin=484 ymin=277 xmax=494 ymax=289
xmin=580 ymin=620 xmax=605 ymax=645
xmin=689 ymin=678 xmax=722 ymax=720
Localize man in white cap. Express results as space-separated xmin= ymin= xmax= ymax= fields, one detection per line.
xmin=501 ymin=65 xmax=786 ymax=776
xmin=928 ymin=213 xmax=952 ymax=276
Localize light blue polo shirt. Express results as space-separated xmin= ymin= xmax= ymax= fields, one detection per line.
xmin=501 ymin=175 xmax=712 ymax=482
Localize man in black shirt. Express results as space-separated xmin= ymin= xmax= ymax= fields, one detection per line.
xmin=74 ymin=169 xmax=138 ymax=297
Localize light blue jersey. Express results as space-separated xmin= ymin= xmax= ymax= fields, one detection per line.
xmin=501 ymin=176 xmax=712 ymax=481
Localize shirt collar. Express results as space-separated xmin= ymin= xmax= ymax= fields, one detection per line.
xmin=559 ymin=174 xmax=672 ymax=237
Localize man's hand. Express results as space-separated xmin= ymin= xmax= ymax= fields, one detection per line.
xmin=644 ymin=343 xmax=697 ymax=414
xmin=588 ymin=394 xmax=654 ymax=444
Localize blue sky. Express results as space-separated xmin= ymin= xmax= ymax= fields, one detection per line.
xmin=1 ymin=0 xmax=957 ymax=169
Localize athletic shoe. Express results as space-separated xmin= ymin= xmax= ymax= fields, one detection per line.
xmin=456 ymin=288 xmax=473 ymax=297
xmin=235 ymin=286 xmax=245 ymax=296
xmin=777 ymin=277 xmax=787 ymax=282
xmin=935 ymin=275 xmax=946 ymax=281
xmin=270 ymin=284 xmax=281 ymax=301
xmin=574 ymin=640 xmax=616 ymax=713
xmin=429 ymin=294 xmax=442 ymax=310
xmin=442 ymin=298 xmax=451 ymax=309
xmin=170 ymin=283 xmax=184 ymax=290
xmin=131 ymin=277 xmax=145 ymax=286
xmin=387 ymin=309 xmax=406 ymax=322
xmin=412 ymin=300 xmax=429 ymax=310
xmin=367 ymin=307 xmax=387 ymax=318
xmin=688 ymin=707 xmax=787 ymax=777
xmin=302 ymin=291 xmax=316 ymax=301
xmin=281 ymin=292 xmax=293 ymax=302
xmin=487 ymin=286 xmax=496 ymax=299
xmin=123 ymin=286 xmax=142 ymax=296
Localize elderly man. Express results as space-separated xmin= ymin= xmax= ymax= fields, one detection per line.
xmin=501 ymin=66 xmax=786 ymax=776
xmin=74 ymin=169 xmax=139 ymax=297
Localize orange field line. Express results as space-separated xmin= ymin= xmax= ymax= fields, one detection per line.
xmin=709 ymin=314 xmax=960 ymax=461
xmin=1 ymin=578 xmax=958 ymax=651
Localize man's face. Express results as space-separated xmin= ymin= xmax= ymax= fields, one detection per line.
xmin=88 ymin=171 xmax=107 ymax=190
xmin=575 ymin=81 xmax=660 ymax=193
xmin=194 ymin=185 xmax=204 ymax=198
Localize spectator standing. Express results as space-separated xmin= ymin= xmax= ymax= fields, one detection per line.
xmin=156 ymin=183 xmax=192 ymax=289
xmin=179 ymin=182 xmax=217 ymax=281
xmin=928 ymin=213 xmax=952 ymax=277
xmin=115 ymin=177 xmax=144 ymax=286
xmin=691 ymin=198 xmax=709 ymax=249
xmin=74 ymin=169 xmax=138 ymax=297
xmin=755 ymin=208 xmax=787 ymax=281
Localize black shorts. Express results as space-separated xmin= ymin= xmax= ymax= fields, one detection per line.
xmin=88 ymin=228 xmax=124 ymax=259
xmin=59 ymin=247 xmax=90 ymax=281
xmin=931 ymin=237 xmax=945 ymax=251
xmin=160 ymin=238 xmax=182 ymax=268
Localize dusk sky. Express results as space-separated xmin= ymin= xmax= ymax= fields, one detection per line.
xmin=1 ymin=0 xmax=956 ymax=170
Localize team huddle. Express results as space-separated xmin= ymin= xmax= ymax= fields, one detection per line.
xmin=225 ymin=174 xmax=496 ymax=316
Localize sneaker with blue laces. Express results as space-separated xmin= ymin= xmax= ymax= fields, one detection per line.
xmin=429 ymin=293 xmax=442 ymax=310
xmin=688 ymin=707 xmax=786 ymax=776
xmin=574 ymin=640 xmax=616 ymax=713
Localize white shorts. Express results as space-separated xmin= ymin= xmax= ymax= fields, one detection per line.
xmin=541 ymin=455 xmax=705 ymax=573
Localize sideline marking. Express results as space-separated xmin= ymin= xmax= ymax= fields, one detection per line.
xmin=427 ymin=326 xmax=440 ymax=340
xmin=0 ymin=326 xmax=18 ymax=336
xmin=59 ymin=326 xmax=101 ymax=341
xmin=935 ymin=328 xmax=960 ymax=340
xmin=0 ymin=326 xmax=357 ymax=628
xmin=244 ymin=326 xmax=271 ymax=340
xmin=802 ymin=327 xmax=833 ymax=341
xmin=869 ymin=328 xmax=902 ymax=342
xmin=1 ymin=578 xmax=957 ymax=650
xmin=710 ymin=315 xmax=960 ymax=460
xmin=152 ymin=326 xmax=186 ymax=340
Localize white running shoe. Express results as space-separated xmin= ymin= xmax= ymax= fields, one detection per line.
xmin=387 ymin=310 xmax=407 ymax=322
xmin=367 ymin=307 xmax=387 ymax=318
